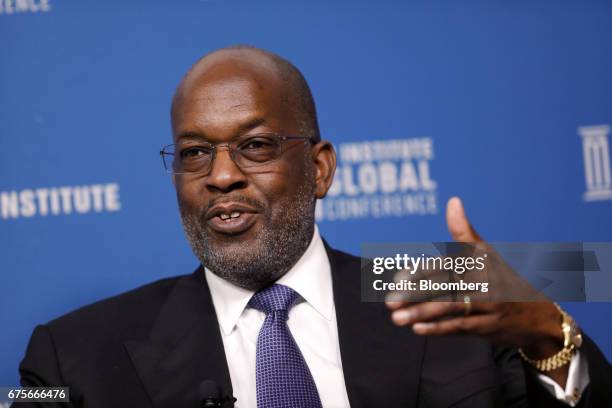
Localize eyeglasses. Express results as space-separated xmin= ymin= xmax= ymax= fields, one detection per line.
xmin=160 ymin=133 xmax=313 ymax=175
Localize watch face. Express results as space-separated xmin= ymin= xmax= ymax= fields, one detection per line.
xmin=572 ymin=330 xmax=583 ymax=348
xmin=569 ymin=319 xmax=583 ymax=348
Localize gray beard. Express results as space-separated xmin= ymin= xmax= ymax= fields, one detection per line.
xmin=179 ymin=182 xmax=316 ymax=291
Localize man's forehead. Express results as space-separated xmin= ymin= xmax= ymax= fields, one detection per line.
xmin=171 ymin=50 xmax=295 ymax=138
xmin=179 ymin=76 xmax=263 ymax=111
xmin=178 ymin=50 xmax=283 ymax=99
xmin=172 ymin=52 xmax=286 ymax=119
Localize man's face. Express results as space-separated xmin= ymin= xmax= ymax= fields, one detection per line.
xmin=171 ymin=56 xmax=318 ymax=290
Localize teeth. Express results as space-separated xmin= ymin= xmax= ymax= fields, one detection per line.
xmin=218 ymin=212 xmax=242 ymax=221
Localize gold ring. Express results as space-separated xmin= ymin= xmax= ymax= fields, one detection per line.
xmin=463 ymin=295 xmax=472 ymax=316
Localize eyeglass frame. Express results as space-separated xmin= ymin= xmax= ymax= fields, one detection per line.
xmin=160 ymin=133 xmax=316 ymax=175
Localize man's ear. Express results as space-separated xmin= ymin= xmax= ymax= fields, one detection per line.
xmin=311 ymin=140 xmax=336 ymax=199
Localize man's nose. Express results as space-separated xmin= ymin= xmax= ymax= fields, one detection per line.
xmin=205 ymin=147 xmax=248 ymax=193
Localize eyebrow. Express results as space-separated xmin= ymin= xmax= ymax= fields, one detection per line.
xmin=175 ymin=117 xmax=269 ymax=143
xmin=175 ymin=131 xmax=206 ymax=142
xmin=236 ymin=117 xmax=267 ymax=135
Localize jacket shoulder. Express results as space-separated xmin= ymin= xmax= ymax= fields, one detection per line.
xmin=46 ymin=273 xmax=192 ymax=341
xmin=325 ymin=243 xmax=361 ymax=270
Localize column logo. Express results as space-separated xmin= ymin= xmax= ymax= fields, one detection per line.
xmin=579 ymin=125 xmax=612 ymax=202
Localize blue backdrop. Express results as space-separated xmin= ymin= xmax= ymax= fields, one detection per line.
xmin=2 ymin=0 xmax=612 ymax=386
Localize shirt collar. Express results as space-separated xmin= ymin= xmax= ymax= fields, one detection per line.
xmin=205 ymin=225 xmax=333 ymax=336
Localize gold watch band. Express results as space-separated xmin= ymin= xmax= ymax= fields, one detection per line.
xmin=518 ymin=344 xmax=576 ymax=372
xmin=518 ymin=303 xmax=581 ymax=372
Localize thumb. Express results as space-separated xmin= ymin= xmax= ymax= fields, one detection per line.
xmin=446 ymin=196 xmax=482 ymax=242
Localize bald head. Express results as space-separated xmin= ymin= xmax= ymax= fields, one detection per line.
xmin=171 ymin=45 xmax=320 ymax=142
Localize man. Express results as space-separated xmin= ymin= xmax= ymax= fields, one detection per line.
xmin=16 ymin=46 xmax=612 ymax=407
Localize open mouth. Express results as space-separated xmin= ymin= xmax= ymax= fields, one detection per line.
xmin=205 ymin=202 xmax=261 ymax=235
xmin=218 ymin=211 xmax=244 ymax=221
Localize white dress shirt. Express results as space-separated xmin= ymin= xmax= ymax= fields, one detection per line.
xmin=538 ymin=351 xmax=589 ymax=406
xmin=206 ymin=226 xmax=351 ymax=408
xmin=205 ymin=225 xmax=589 ymax=407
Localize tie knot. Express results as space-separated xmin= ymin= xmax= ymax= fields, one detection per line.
xmin=248 ymin=284 xmax=301 ymax=315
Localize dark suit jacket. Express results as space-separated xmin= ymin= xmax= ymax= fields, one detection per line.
xmin=16 ymin=245 xmax=612 ymax=407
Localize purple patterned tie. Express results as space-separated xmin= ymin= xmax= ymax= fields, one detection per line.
xmin=248 ymin=284 xmax=323 ymax=408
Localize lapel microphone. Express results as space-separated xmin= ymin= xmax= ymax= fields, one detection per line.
xmin=199 ymin=380 xmax=236 ymax=408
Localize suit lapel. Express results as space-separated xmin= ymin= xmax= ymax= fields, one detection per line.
xmin=123 ymin=244 xmax=425 ymax=407
xmin=124 ymin=267 xmax=233 ymax=408
xmin=326 ymin=243 xmax=425 ymax=408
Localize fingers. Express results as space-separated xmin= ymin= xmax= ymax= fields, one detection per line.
xmin=384 ymin=261 xmax=473 ymax=305
xmin=390 ymin=301 xmax=491 ymax=326
xmin=412 ymin=314 xmax=500 ymax=336
xmin=390 ymin=302 xmax=457 ymax=325
xmin=446 ymin=196 xmax=482 ymax=243
xmin=385 ymin=300 xmax=407 ymax=311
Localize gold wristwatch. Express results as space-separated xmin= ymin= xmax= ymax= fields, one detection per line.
xmin=519 ymin=303 xmax=583 ymax=372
